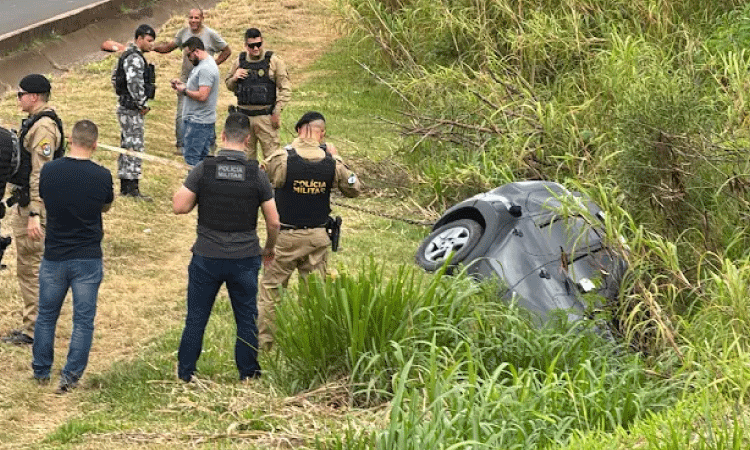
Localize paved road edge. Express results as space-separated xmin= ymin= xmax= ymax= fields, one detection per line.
xmin=0 ymin=0 xmax=144 ymax=54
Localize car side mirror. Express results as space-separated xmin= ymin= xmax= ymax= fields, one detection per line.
xmin=509 ymin=205 xmax=522 ymax=217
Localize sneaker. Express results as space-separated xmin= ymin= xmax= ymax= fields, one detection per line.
xmin=55 ymin=378 xmax=78 ymax=394
xmin=1 ymin=330 xmax=33 ymax=345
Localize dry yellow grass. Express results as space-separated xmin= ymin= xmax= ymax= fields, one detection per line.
xmin=0 ymin=0 xmax=348 ymax=447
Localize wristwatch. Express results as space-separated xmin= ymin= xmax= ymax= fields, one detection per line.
xmin=28 ymin=211 xmax=40 ymax=217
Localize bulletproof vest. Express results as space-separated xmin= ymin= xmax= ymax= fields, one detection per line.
xmin=8 ymin=110 xmax=65 ymax=192
xmin=197 ymin=156 xmax=261 ymax=232
xmin=0 ymin=126 xmax=18 ymax=199
xmin=275 ymin=147 xmax=335 ymax=227
xmin=235 ymin=51 xmax=276 ymax=106
xmin=113 ymin=47 xmax=156 ymax=109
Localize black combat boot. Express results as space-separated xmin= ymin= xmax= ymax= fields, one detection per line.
xmin=119 ymin=178 xmax=131 ymax=196
xmin=128 ymin=179 xmax=152 ymax=202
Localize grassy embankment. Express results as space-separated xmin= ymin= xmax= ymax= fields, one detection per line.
xmin=2 ymin=0 xmax=750 ymax=448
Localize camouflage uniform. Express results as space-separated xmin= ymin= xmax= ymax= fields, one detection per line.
xmin=11 ymin=105 xmax=62 ymax=338
xmin=117 ymin=43 xmax=149 ymax=180
xmin=257 ymin=138 xmax=361 ymax=350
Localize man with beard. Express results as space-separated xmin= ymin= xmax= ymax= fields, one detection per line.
xmin=153 ymin=8 xmax=230 ymax=155
xmin=171 ymin=37 xmax=220 ymax=167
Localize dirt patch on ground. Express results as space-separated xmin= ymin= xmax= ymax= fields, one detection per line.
xmin=0 ymin=0 xmax=342 ymax=447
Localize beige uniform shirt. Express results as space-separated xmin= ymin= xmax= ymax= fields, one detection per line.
xmin=225 ymin=50 xmax=292 ymax=116
xmin=16 ymin=104 xmax=62 ymax=214
xmin=263 ymin=137 xmax=362 ymax=198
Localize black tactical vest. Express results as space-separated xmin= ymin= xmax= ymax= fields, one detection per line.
xmin=9 ymin=110 xmax=65 ymax=190
xmin=113 ymin=47 xmax=156 ymax=110
xmin=197 ymin=156 xmax=261 ymax=232
xmin=275 ymin=148 xmax=335 ymax=227
xmin=235 ymin=51 xmax=276 ymax=107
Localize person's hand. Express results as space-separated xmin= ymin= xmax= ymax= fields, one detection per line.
xmin=101 ymin=40 xmax=125 ymax=52
xmin=233 ymin=68 xmax=248 ymax=81
xmin=262 ymin=247 xmax=275 ymax=266
xmin=324 ymin=142 xmax=338 ymax=156
xmin=140 ymin=106 xmax=151 ymax=116
xmin=270 ymin=112 xmax=280 ymax=129
xmin=27 ymin=215 xmax=43 ymax=241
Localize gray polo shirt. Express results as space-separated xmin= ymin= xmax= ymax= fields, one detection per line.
xmin=184 ymin=149 xmax=274 ymax=259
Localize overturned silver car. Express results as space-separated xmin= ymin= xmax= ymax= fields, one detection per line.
xmin=416 ymin=181 xmax=627 ymax=324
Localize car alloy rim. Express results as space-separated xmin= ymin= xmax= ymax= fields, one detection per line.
xmin=424 ymin=226 xmax=472 ymax=262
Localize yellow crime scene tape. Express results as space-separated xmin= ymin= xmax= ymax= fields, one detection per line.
xmin=96 ymin=143 xmax=191 ymax=171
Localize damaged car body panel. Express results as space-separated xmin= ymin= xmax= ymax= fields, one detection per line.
xmin=416 ymin=181 xmax=627 ymax=324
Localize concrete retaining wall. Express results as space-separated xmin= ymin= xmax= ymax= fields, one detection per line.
xmin=0 ymin=0 xmax=145 ymax=55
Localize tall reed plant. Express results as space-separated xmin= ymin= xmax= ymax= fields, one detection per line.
xmin=267 ymin=259 xmax=481 ymax=402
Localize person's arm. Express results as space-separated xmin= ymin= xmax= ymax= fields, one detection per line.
xmin=101 ymin=171 xmax=114 ymax=213
xmin=101 ymin=40 xmax=126 ymax=52
xmin=262 ymin=150 xmax=288 ymax=188
xmin=260 ymin=198 xmax=280 ymax=265
xmin=334 ymin=156 xmax=362 ymax=198
xmin=215 ymin=45 xmax=231 ymax=65
xmin=177 ymin=84 xmax=211 ymax=102
xmin=225 ymin=58 xmax=243 ymax=91
xmin=271 ymin=55 xmax=291 ymax=120
xmin=153 ymin=40 xmax=178 ymax=53
xmin=27 ymin=119 xmax=60 ymax=241
xmin=124 ymin=53 xmax=149 ymax=112
xmin=173 ymin=186 xmax=197 ymax=214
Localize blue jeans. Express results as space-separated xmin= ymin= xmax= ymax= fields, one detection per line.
xmin=178 ymin=254 xmax=263 ymax=381
xmin=32 ymin=258 xmax=103 ymax=384
xmin=183 ymin=120 xmax=215 ymax=167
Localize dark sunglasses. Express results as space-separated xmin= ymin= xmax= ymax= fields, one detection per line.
xmin=245 ymin=41 xmax=262 ymax=49
xmin=17 ymin=91 xmax=28 ymax=98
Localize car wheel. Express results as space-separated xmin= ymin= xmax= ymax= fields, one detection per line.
xmin=416 ymin=219 xmax=483 ymax=272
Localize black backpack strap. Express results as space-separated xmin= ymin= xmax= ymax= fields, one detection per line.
xmin=21 ymin=111 xmax=65 ymax=158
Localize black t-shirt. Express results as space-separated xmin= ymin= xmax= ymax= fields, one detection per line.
xmin=40 ymin=157 xmax=114 ymax=261
xmin=184 ymin=149 xmax=274 ymax=258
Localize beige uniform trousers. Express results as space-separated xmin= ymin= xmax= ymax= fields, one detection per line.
xmin=247 ymin=114 xmax=280 ymax=161
xmin=257 ymin=228 xmax=330 ymax=350
xmin=12 ymin=206 xmax=44 ymax=337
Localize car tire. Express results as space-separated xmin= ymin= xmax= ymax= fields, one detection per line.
xmin=416 ymin=219 xmax=483 ymax=272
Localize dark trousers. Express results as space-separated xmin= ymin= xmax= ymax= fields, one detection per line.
xmin=178 ymin=254 xmax=262 ymax=381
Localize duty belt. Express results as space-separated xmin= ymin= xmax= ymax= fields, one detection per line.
xmin=280 ymin=223 xmax=327 ymax=231
xmin=230 ymin=105 xmax=273 ymax=117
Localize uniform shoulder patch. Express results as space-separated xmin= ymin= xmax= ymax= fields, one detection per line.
xmin=40 ymin=140 xmax=52 ymax=157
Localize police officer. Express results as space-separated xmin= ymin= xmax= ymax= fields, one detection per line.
xmin=2 ymin=74 xmax=64 ymax=346
xmin=257 ymin=111 xmax=361 ymax=351
xmin=173 ymin=112 xmax=280 ymax=381
xmin=113 ymin=24 xmax=156 ymax=201
xmin=225 ymin=28 xmax=291 ymax=161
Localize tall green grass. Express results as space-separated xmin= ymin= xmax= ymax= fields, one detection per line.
xmin=267 ymin=260 xmax=481 ymax=401
xmin=303 ymin=264 xmax=689 ymax=449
